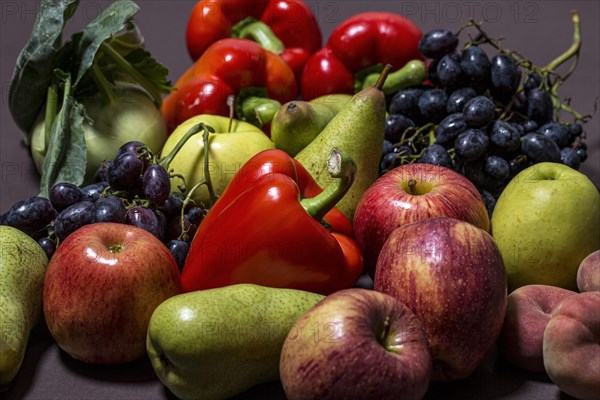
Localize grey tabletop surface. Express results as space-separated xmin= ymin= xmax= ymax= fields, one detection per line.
xmin=1 ymin=1 xmax=599 ymax=399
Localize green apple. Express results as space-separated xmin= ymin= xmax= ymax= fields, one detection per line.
xmin=491 ymin=162 xmax=600 ymax=291
xmin=0 ymin=226 xmax=48 ymax=385
xmin=160 ymin=114 xmax=274 ymax=208
xmin=146 ymin=284 xmax=323 ymax=400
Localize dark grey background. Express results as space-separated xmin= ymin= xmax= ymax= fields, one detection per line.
xmin=1 ymin=1 xmax=599 ymax=399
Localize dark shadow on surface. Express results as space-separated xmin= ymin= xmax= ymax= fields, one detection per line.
xmin=59 ymin=349 xmax=158 ymax=383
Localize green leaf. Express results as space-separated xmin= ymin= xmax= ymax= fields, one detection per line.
xmin=74 ymin=0 xmax=139 ymax=86
xmin=8 ymin=0 xmax=80 ymax=139
xmin=123 ymin=48 xmax=174 ymax=93
xmin=39 ymin=73 xmax=87 ymax=198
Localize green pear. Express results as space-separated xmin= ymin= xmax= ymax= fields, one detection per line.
xmin=0 ymin=226 xmax=48 ymax=385
xmin=271 ymin=94 xmax=352 ymax=156
xmin=146 ymin=284 xmax=324 ymax=400
xmin=295 ymin=74 xmax=388 ymax=220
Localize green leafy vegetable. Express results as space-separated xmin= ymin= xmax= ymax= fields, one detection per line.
xmin=75 ymin=0 xmax=140 ymax=86
xmin=9 ymin=0 xmax=173 ymax=198
xmin=9 ymin=0 xmax=80 ymax=139
xmin=39 ymin=71 xmax=87 ymax=198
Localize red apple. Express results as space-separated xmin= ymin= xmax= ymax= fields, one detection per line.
xmin=43 ymin=222 xmax=182 ymax=364
xmin=577 ymin=250 xmax=600 ymax=292
xmin=543 ymin=292 xmax=600 ymax=400
xmin=498 ymin=285 xmax=576 ymax=372
xmin=279 ymin=288 xmax=432 ymax=400
xmin=374 ymin=217 xmax=506 ymax=381
xmin=354 ymin=163 xmax=490 ymax=278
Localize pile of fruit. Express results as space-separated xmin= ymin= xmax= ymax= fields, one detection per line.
xmin=1 ymin=1 xmax=599 ymax=400
xmin=380 ymin=16 xmax=591 ymax=215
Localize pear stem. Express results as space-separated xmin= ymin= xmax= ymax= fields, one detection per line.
xmin=300 ymin=149 xmax=356 ymax=223
xmin=374 ymin=64 xmax=394 ymax=90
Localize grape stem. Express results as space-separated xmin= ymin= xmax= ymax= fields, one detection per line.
xmin=159 ymin=123 xmax=214 ymax=169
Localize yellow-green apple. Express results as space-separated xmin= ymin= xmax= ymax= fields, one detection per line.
xmin=353 ymin=163 xmax=489 ymax=278
xmin=577 ymin=250 xmax=600 ymax=292
xmin=543 ymin=291 xmax=600 ymax=400
xmin=491 ymin=162 xmax=600 ymax=291
xmin=374 ymin=217 xmax=507 ymax=381
xmin=498 ymin=284 xmax=576 ymax=372
xmin=43 ymin=222 xmax=181 ymax=364
xmin=279 ymin=288 xmax=431 ymax=400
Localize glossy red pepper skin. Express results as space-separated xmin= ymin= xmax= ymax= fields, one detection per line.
xmin=162 ymin=38 xmax=297 ymax=132
xmin=301 ymin=12 xmax=423 ymax=100
xmin=182 ymin=149 xmax=362 ymax=295
xmin=186 ymin=0 xmax=321 ymax=79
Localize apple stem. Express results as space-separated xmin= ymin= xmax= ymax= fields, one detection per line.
xmin=408 ymin=179 xmax=417 ymax=195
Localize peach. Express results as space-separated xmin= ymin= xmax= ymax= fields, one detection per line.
xmin=498 ymin=284 xmax=576 ymax=372
xmin=577 ymin=250 xmax=600 ymax=292
xmin=543 ymin=292 xmax=600 ymax=400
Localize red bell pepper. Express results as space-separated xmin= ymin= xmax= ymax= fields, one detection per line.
xmin=302 ymin=12 xmax=423 ymax=100
xmin=186 ymin=0 xmax=322 ymax=81
xmin=162 ymin=38 xmax=297 ymax=132
xmin=181 ymin=148 xmax=363 ymax=295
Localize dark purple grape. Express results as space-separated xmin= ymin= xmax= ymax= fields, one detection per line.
xmin=49 ymin=182 xmax=82 ymax=211
xmin=418 ymin=89 xmax=448 ymax=123
xmin=435 ymin=113 xmax=467 ymax=146
xmin=560 ymin=148 xmax=581 ymax=170
xmin=155 ymin=209 xmax=168 ymax=242
xmin=418 ymin=29 xmax=458 ymax=58
xmin=95 ymin=161 xmax=111 ymax=183
xmin=163 ymin=192 xmax=187 ymax=218
xmin=54 ymin=201 xmax=94 ymax=241
xmin=0 ymin=213 xmax=7 ymax=226
xmin=436 ymin=53 xmax=464 ymax=89
xmin=538 ymin=122 xmax=570 ymax=148
xmin=80 ymin=182 xmax=110 ymax=202
xmin=167 ymin=240 xmax=189 ymax=272
xmin=526 ymin=88 xmax=553 ymax=124
xmin=380 ymin=152 xmax=398 ymax=172
xmin=393 ymin=145 xmax=413 ymax=156
xmin=38 ymin=237 xmax=56 ymax=259
xmin=427 ymin=57 xmax=441 ymax=86
xmin=454 ymin=129 xmax=489 ymax=161
xmin=167 ymin=215 xmax=197 ymax=242
xmin=446 ymin=87 xmax=477 ymax=114
xmin=389 ymin=88 xmax=423 ymax=121
xmin=6 ymin=196 xmax=56 ymax=235
xmin=107 ymin=152 xmax=144 ymax=190
xmin=91 ymin=196 xmax=126 ymax=223
xmin=521 ymin=133 xmax=561 ymax=163
xmin=382 ymin=140 xmax=393 ymax=155
xmin=568 ymin=123 xmax=583 ymax=138
xmin=384 ymin=114 xmax=415 ymax=143
xmin=186 ymin=207 xmax=205 ymax=226
xmin=463 ymin=96 xmax=496 ymax=127
xmin=484 ymin=156 xmax=510 ymax=181
xmin=479 ymin=189 xmax=496 ymax=218
xmin=575 ymin=143 xmax=587 ymax=162
xmin=523 ymin=72 xmax=542 ymax=93
xmin=418 ymin=144 xmax=453 ymax=168
xmin=509 ymin=158 xmax=529 ymax=176
xmin=143 ymin=164 xmax=171 ymax=206
xmin=489 ymin=54 xmax=521 ymax=103
xmin=460 ymin=160 xmax=497 ymax=193
xmin=116 ymin=141 xmax=145 ymax=158
xmin=125 ymin=206 xmax=161 ymax=238
xmin=522 ymin=120 xmax=538 ymax=133
xmin=460 ymin=46 xmax=491 ymax=88
xmin=489 ymin=120 xmax=521 ymax=151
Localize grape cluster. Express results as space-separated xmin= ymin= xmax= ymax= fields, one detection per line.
xmin=380 ymin=25 xmax=589 ymax=217
xmin=1 ymin=141 xmax=204 ymax=270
